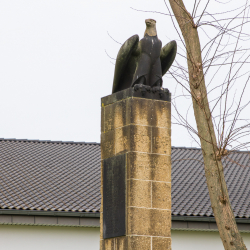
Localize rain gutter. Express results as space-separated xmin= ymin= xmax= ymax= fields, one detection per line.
xmin=0 ymin=209 xmax=100 ymax=218
xmin=172 ymin=215 xmax=250 ymax=224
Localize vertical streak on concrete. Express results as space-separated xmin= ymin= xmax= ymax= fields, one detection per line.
xmin=100 ymin=90 xmax=171 ymax=250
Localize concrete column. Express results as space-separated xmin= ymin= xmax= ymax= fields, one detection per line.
xmin=100 ymin=88 xmax=171 ymax=250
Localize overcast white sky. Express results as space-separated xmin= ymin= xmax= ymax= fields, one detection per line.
xmin=0 ymin=0 xmax=249 ymax=148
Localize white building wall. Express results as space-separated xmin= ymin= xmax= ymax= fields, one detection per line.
xmin=0 ymin=225 xmax=100 ymax=250
xmin=1 ymin=225 xmax=250 ymax=250
xmin=172 ymin=230 xmax=250 ymax=250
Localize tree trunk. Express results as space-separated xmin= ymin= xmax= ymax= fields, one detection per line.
xmin=168 ymin=0 xmax=247 ymax=249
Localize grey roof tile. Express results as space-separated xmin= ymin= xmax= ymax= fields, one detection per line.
xmin=171 ymin=147 xmax=250 ymax=218
xmin=0 ymin=139 xmax=249 ymax=218
xmin=0 ymin=139 xmax=101 ymax=213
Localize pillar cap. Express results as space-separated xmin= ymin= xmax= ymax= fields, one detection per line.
xmin=102 ymin=87 xmax=171 ymax=106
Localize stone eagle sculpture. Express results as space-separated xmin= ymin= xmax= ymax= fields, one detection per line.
xmin=112 ymin=19 xmax=177 ymax=94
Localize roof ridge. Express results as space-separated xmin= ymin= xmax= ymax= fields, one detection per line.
xmin=0 ymin=138 xmax=100 ymax=145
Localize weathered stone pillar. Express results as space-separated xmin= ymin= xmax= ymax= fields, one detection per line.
xmin=100 ymin=88 xmax=171 ymax=250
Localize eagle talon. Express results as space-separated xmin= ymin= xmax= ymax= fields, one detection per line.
xmin=164 ymin=88 xmax=170 ymax=94
xmin=145 ymin=86 xmax=151 ymax=92
xmin=134 ymin=83 xmax=144 ymax=92
xmin=159 ymin=88 xmax=165 ymax=98
xmin=133 ymin=84 xmax=149 ymax=96
xmin=152 ymin=86 xmax=162 ymax=93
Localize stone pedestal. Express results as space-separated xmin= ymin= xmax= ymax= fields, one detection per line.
xmin=100 ymin=88 xmax=171 ymax=250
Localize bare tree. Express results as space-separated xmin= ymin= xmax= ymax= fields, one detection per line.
xmin=165 ymin=0 xmax=250 ymax=249
xmin=108 ymin=2 xmax=250 ymax=247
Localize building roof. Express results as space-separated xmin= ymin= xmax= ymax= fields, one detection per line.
xmin=171 ymin=147 xmax=250 ymax=218
xmin=0 ymin=138 xmax=249 ymax=218
xmin=0 ymin=139 xmax=101 ymax=213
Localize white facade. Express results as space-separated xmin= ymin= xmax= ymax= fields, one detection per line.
xmin=1 ymin=225 xmax=250 ymax=250
xmin=0 ymin=225 xmax=100 ymax=250
xmin=172 ymin=230 xmax=250 ymax=250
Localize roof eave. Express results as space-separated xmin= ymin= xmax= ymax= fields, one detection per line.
xmin=1 ymin=211 xmax=249 ymax=223
xmin=172 ymin=215 xmax=250 ymax=224
xmin=0 ymin=209 xmax=100 ymax=218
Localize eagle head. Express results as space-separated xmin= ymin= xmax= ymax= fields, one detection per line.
xmin=145 ymin=19 xmax=156 ymax=27
xmin=144 ymin=19 xmax=157 ymax=37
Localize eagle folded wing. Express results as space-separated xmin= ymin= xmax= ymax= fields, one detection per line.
xmin=112 ymin=35 xmax=139 ymax=93
xmin=160 ymin=40 xmax=177 ymax=76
